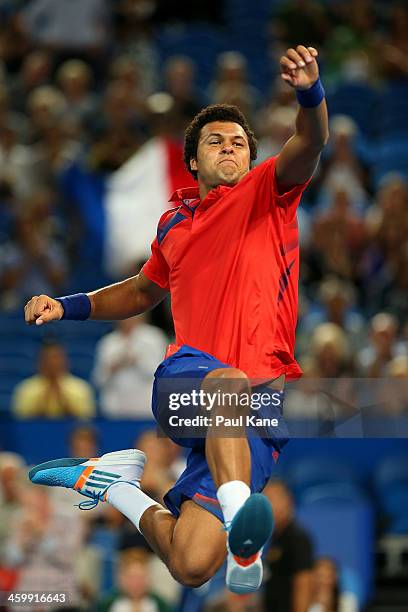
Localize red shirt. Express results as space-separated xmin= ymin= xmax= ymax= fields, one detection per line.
xmin=142 ymin=156 xmax=309 ymax=380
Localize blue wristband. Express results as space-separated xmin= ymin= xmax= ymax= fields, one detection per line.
xmin=55 ymin=293 xmax=91 ymax=320
xmin=296 ymin=78 xmax=325 ymax=108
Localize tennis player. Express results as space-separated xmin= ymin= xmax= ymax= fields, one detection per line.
xmin=25 ymin=45 xmax=328 ymax=594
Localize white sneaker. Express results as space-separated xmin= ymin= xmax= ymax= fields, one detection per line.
xmin=29 ymin=449 xmax=146 ymax=509
xmin=225 ymin=493 xmax=273 ymax=594
xmin=226 ymin=548 xmax=263 ymax=594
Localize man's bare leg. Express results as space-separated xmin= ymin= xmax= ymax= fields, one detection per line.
xmin=204 ymin=368 xmax=251 ymax=489
xmin=107 ymin=367 xmax=253 ymax=586
xmin=199 ymin=367 xmax=273 ymax=594
xmin=138 ymin=500 xmax=226 ymax=586
xmin=202 ymin=368 xmax=253 ymax=527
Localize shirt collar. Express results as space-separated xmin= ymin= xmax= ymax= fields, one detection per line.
xmin=169 ymin=187 xmax=200 ymax=204
xmin=169 ymin=185 xmax=233 ymax=211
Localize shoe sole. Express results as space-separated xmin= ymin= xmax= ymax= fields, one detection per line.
xmin=227 ymin=561 xmax=263 ymax=594
xmin=29 ymin=449 xmax=146 ymax=481
xmin=228 ymin=493 xmax=274 ymax=558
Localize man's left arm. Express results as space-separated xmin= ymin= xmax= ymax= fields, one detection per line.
xmin=275 ymin=45 xmax=329 ymax=192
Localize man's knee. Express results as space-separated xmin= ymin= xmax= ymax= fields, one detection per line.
xmin=203 ymin=367 xmax=250 ymax=394
xmin=169 ymin=555 xmax=216 ymax=588
xmin=203 ymin=368 xmax=251 ymax=419
xmin=205 ymin=367 xmax=249 ymax=382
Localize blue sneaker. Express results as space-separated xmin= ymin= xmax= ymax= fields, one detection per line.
xmin=226 ymin=493 xmax=274 ymax=594
xmin=29 ymin=449 xmax=146 ymax=510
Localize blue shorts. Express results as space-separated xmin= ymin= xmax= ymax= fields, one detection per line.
xmin=152 ymin=345 xmax=289 ymax=523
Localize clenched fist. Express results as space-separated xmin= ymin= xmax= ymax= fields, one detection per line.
xmin=280 ymin=45 xmax=320 ymax=90
xmin=24 ymin=295 xmax=64 ymax=326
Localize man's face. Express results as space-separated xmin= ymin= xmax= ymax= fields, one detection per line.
xmin=190 ymin=121 xmax=251 ymax=189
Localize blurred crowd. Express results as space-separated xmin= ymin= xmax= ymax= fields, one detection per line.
xmin=1 ymin=1 xmax=408 ymax=606
xmin=0 ymin=445 xmax=364 ymax=611
xmin=0 ymin=435 xmax=184 ymax=611
xmin=0 ymin=1 xmax=406 ymax=419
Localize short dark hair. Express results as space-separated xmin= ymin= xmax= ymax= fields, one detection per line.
xmin=184 ymin=104 xmax=257 ymax=179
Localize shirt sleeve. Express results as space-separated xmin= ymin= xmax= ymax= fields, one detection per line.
xmin=271 ymin=155 xmax=312 ymax=220
xmin=142 ymin=236 xmax=170 ymax=290
xmin=251 ymin=156 xmax=312 ymax=221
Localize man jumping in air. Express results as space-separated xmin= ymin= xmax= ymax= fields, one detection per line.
xmin=25 ymin=45 xmax=328 ymax=594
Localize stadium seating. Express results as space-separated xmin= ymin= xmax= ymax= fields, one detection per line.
xmin=298 ymin=481 xmax=368 ymax=505
xmin=297 ymin=495 xmax=374 ymax=604
xmin=377 ymin=81 xmax=408 ymax=138
xmin=327 ymin=82 xmax=379 ymax=138
xmin=371 ymin=137 xmax=408 ymax=187
xmin=373 ymin=454 xmax=408 ymax=534
xmin=287 ymin=455 xmax=357 ymax=501
xmin=155 ymin=24 xmax=224 ymax=92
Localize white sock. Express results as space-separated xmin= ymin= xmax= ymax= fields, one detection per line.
xmin=216 ymin=480 xmax=251 ymax=525
xmin=106 ymin=482 xmax=158 ymax=532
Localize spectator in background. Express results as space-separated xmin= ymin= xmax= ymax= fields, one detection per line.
xmin=382 ymin=244 xmax=408 ymax=326
xmin=12 ymin=341 xmax=95 ymax=418
xmin=266 ymin=74 xmax=297 ymax=113
xmin=23 ymin=187 xmax=65 ymax=245
xmin=315 ymin=115 xmax=369 ymax=213
xmin=18 ymin=0 xmax=111 ymax=74
xmin=88 ymin=80 xmax=146 ymax=171
xmin=68 ymin=425 xmax=99 ymax=458
xmin=299 ymin=277 xmax=366 ymax=354
xmin=0 ymin=452 xmax=25 ymax=559
xmin=0 ymin=211 xmax=68 ymax=311
xmin=283 ymin=357 xmax=327 ymax=423
xmin=8 ymin=50 xmax=52 ymax=116
xmin=49 ymin=426 xmax=101 ymax=513
xmin=110 ymin=55 xmax=148 ymax=116
xmin=363 ymin=174 xmax=408 ymax=316
xmin=112 ymin=0 xmax=160 ymax=95
xmin=309 ymin=323 xmax=354 ymax=378
xmin=263 ymin=480 xmax=314 ymax=612
xmin=203 ymin=590 xmax=261 ymax=611
xmin=0 ymin=87 xmax=30 ymax=140
xmin=26 ymin=84 xmax=67 ymax=143
xmin=291 ymin=322 xmax=358 ymax=431
xmin=271 ymin=0 xmax=329 ymax=52
xmin=322 ymin=0 xmax=377 ymax=85
xmin=95 ymin=547 xmax=172 ymax=612
xmin=0 ymin=6 xmax=31 ymax=79
xmin=305 ymin=187 xmax=366 ymax=287
xmin=136 ymin=430 xmax=185 ymax=504
xmin=378 ymin=355 xmax=408 ymax=416
xmin=357 ymin=313 xmax=407 ymax=378
xmin=33 ymin=119 xmax=82 ymax=185
xmin=208 ymin=52 xmax=261 ymax=121
xmin=4 ymin=484 xmax=86 ymax=609
xmin=375 ymin=3 xmax=408 ymax=80
xmin=309 ymin=557 xmax=358 ymax=612
xmin=365 ymin=174 xmax=408 ymax=255
xmin=56 ymin=59 xmax=97 ymax=129
xmin=256 ymin=105 xmax=296 ymax=163
xmin=93 ymin=315 xmax=167 ymax=418
xmin=0 ymin=119 xmax=38 ymax=199
xmin=163 ymin=55 xmax=202 ymax=121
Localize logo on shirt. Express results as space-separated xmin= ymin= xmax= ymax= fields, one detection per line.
xmin=278 ymin=259 xmax=295 ymax=302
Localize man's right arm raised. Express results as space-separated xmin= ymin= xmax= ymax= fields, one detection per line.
xmin=24 ymin=270 xmax=168 ymax=326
